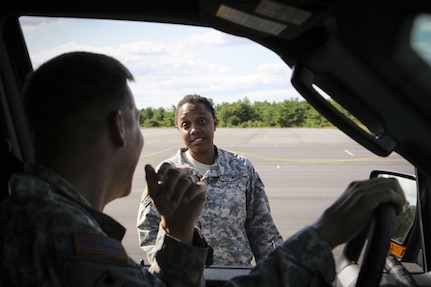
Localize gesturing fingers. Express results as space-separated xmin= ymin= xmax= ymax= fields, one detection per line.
xmin=157 ymin=162 xmax=176 ymax=181
xmin=145 ymin=164 xmax=207 ymax=242
xmin=146 ymin=163 xmax=205 ymax=212
xmin=145 ymin=164 xmax=159 ymax=199
xmin=182 ymin=175 xmax=206 ymax=203
xmin=162 ymin=168 xmax=189 ymax=206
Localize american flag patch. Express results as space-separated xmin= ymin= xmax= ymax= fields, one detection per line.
xmin=73 ymin=233 xmax=128 ymax=262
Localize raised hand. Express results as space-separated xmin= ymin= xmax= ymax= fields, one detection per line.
xmin=145 ymin=163 xmax=207 ymax=244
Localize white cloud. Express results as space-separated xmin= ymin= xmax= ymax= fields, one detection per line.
xmin=20 ymin=18 xmax=65 ymax=33
xmin=22 ymin=17 xmax=301 ymax=109
xmin=30 ymin=41 xmax=117 ymax=68
xmin=179 ymin=29 xmax=229 ymax=46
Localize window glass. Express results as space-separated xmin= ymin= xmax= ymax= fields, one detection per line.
xmin=19 ymin=16 xmax=415 ymax=266
xmin=19 ymin=16 xmax=294 ymax=110
xmin=411 ymin=14 xmax=431 ymax=66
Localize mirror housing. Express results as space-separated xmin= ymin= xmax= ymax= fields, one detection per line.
xmin=370 ymin=170 xmax=417 ymax=259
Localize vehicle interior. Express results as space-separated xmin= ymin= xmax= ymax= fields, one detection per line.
xmin=2 ymin=0 xmax=431 ymax=286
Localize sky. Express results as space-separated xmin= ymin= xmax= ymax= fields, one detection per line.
xmin=19 ymin=16 xmax=301 ymax=110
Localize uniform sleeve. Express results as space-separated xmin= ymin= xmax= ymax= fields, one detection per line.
xmin=67 ymin=226 xmax=211 ymax=287
xmin=137 ymin=157 xmax=184 ymax=264
xmin=149 ymin=225 xmax=212 ymax=287
xmin=137 ymin=191 xmax=161 ymax=264
xmin=244 ymin=163 xmax=283 ymax=262
xmin=225 ymin=226 xmax=335 ymax=287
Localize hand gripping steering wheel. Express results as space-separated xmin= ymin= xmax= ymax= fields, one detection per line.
xmin=337 ymin=203 xmax=396 ymax=287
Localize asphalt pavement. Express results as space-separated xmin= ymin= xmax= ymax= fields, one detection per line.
xmin=104 ymin=128 xmax=415 ymax=263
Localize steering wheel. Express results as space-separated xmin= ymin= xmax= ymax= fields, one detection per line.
xmin=337 ymin=203 xmax=396 ymax=287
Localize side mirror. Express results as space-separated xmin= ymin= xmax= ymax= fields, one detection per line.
xmin=370 ymin=170 xmax=417 ymax=258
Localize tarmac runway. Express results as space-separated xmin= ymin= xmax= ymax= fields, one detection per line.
xmin=104 ymin=128 xmax=415 ymax=264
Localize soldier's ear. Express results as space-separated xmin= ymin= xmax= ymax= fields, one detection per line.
xmin=214 ymin=117 xmax=218 ymax=131
xmin=109 ymin=110 xmax=126 ymax=148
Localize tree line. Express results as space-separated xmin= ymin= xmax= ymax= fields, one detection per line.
xmin=139 ymin=97 xmax=361 ymax=128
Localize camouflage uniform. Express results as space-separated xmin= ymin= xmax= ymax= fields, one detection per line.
xmin=137 ymin=146 xmax=283 ymax=266
xmin=225 ymin=226 xmax=335 ymax=286
xmin=0 ymin=163 xmax=210 ymax=287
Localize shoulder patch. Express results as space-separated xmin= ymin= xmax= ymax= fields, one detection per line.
xmin=72 ymin=232 xmax=128 ymax=262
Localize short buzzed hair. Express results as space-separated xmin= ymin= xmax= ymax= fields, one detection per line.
xmin=23 ymin=51 xmax=134 ymax=160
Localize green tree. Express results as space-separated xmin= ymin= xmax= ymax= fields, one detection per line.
xmin=162 ymin=106 xmax=175 ymax=127
xmin=303 ymin=105 xmax=332 ymax=128
xmin=274 ymin=98 xmax=306 ymax=127
xmin=139 ymin=97 xmax=344 ymax=128
xmin=253 ymin=101 xmax=277 ymax=127
xmin=392 ymin=204 xmax=416 ymax=243
xmin=140 ymin=107 xmax=153 ymax=126
xmin=231 ymin=98 xmax=255 ymax=123
xmin=216 ymin=102 xmax=236 ymax=127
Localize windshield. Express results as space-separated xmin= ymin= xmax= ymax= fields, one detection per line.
xmin=19 ymin=15 xmax=419 ymax=266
